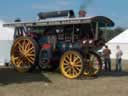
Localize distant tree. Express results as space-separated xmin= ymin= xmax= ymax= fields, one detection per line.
xmin=102 ymin=27 xmax=125 ymax=42
xmin=114 ymin=27 xmax=124 ymax=34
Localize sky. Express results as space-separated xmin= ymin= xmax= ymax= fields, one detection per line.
xmin=0 ymin=0 xmax=128 ymax=28
xmin=0 ymin=0 xmax=128 ymax=61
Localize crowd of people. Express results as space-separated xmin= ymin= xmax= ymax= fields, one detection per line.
xmin=102 ymin=45 xmax=123 ymax=72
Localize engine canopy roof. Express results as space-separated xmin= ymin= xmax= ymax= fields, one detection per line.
xmin=3 ymin=16 xmax=114 ymax=28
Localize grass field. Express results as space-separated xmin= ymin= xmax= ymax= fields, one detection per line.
xmin=0 ymin=60 xmax=128 ymax=96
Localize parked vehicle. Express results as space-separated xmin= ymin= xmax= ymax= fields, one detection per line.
xmin=3 ymin=10 xmax=114 ymax=79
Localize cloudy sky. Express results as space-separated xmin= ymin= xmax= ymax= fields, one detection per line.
xmin=0 ymin=0 xmax=128 ymax=28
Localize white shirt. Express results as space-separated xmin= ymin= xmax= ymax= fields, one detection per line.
xmin=116 ymin=49 xmax=123 ymax=59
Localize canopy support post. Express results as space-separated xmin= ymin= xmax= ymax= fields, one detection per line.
xmin=95 ymin=22 xmax=99 ymax=40
xmin=72 ymin=24 xmax=75 ymax=43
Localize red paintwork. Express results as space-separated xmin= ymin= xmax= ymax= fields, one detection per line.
xmin=42 ymin=43 xmax=51 ymax=49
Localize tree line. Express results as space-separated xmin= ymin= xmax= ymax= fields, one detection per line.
xmin=102 ymin=27 xmax=125 ymax=42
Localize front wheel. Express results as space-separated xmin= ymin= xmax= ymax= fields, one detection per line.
xmin=60 ymin=50 xmax=84 ymax=79
xmin=84 ymin=51 xmax=102 ymax=77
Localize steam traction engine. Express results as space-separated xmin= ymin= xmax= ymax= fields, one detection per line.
xmin=3 ymin=10 xmax=114 ymax=79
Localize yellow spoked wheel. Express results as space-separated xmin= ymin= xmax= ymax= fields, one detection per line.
xmin=11 ymin=37 xmax=38 ymax=72
xmin=60 ymin=50 xmax=84 ymax=79
xmin=84 ymin=51 xmax=102 ymax=77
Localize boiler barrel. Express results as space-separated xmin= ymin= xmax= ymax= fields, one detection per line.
xmin=38 ymin=10 xmax=75 ymax=19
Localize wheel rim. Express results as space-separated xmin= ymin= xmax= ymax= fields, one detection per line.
xmin=84 ymin=53 xmax=101 ymax=76
xmin=60 ymin=51 xmax=83 ymax=79
xmin=11 ymin=37 xmax=36 ymax=72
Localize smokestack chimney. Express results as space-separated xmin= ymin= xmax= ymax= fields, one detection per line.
xmin=79 ymin=9 xmax=86 ymax=17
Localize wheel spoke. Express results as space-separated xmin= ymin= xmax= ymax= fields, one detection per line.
xmin=22 ymin=40 xmax=26 ymax=50
xmin=66 ymin=68 xmax=71 ymax=74
xmin=11 ymin=55 xmax=19 ymax=64
xmin=26 ymin=57 xmax=34 ymax=64
xmin=25 ymin=41 xmax=30 ymax=51
xmin=17 ymin=42 xmax=24 ymax=51
xmin=89 ymin=67 xmax=97 ymax=74
xmin=75 ymin=66 xmax=81 ymax=71
xmin=70 ymin=54 xmax=73 ymax=62
xmin=26 ymin=47 xmax=34 ymax=54
xmin=73 ymin=56 xmax=79 ymax=63
xmin=64 ymin=64 xmax=71 ymax=70
xmin=26 ymin=53 xmax=35 ymax=57
xmin=89 ymin=55 xmax=95 ymax=64
xmin=74 ymin=64 xmax=82 ymax=67
xmin=72 ymin=67 xmax=77 ymax=76
xmin=75 ymin=58 xmax=81 ymax=64
xmin=30 ymin=56 xmax=35 ymax=61
xmin=16 ymin=60 xmax=23 ymax=68
xmin=93 ymin=66 xmax=98 ymax=70
xmin=66 ymin=55 xmax=70 ymax=62
xmin=75 ymin=61 xmax=81 ymax=66
xmin=18 ymin=46 xmax=23 ymax=53
xmin=63 ymin=62 xmax=70 ymax=66
xmin=64 ymin=58 xmax=70 ymax=64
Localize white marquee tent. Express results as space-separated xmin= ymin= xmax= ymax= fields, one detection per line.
xmin=0 ymin=20 xmax=14 ymax=65
xmin=107 ymin=29 xmax=128 ymax=60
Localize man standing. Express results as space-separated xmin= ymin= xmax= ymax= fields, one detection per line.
xmin=115 ymin=45 xmax=123 ymax=72
xmin=103 ymin=45 xmax=111 ymax=71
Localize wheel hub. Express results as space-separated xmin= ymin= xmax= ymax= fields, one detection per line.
xmin=70 ymin=62 xmax=74 ymax=66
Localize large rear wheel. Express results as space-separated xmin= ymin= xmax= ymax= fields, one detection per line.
xmin=60 ymin=50 xmax=84 ymax=79
xmin=84 ymin=51 xmax=102 ymax=77
xmin=11 ymin=37 xmax=39 ymax=72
